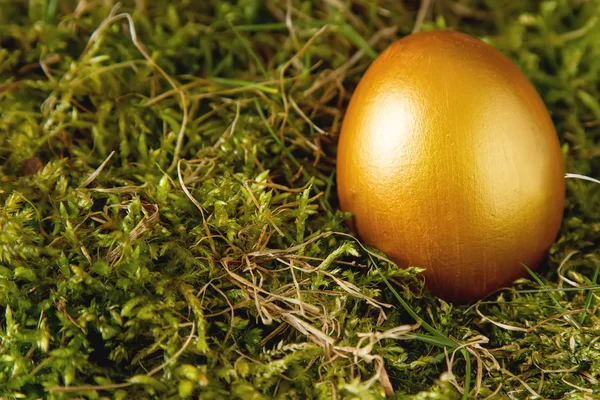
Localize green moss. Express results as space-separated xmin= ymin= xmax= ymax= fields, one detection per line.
xmin=1 ymin=0 xmax=599 ymax=399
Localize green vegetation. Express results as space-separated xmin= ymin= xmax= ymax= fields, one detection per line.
xmin=1 ymin=0 xmax=599 ymax=398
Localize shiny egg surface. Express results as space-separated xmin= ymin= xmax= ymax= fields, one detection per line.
xmin=336 ymin=30 xmax=565 ymax=302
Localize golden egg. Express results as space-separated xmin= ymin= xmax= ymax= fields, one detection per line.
xmin=336 ymin=30 xmax=565 ymax=302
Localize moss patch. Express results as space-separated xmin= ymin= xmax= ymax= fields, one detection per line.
xmin=1 ymin=0 xmax=600 ymax=399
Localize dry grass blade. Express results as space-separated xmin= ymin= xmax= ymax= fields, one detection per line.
xmin=78 ymin=151 xmax=115 ymax=189
xmin=413 ymin=0 xmax=433 ymax=33
xmin=83 ymin=4 xmax=190 ymax=172
xmin=107 ymin=204 xmax=160 ymax=263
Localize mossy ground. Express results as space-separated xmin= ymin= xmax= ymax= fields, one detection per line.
xmin=1 ymin=0 xmax=600 ymax=399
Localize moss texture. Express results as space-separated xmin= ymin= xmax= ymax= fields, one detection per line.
xmin=1 ymin=0 xmax=600 ymax=399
